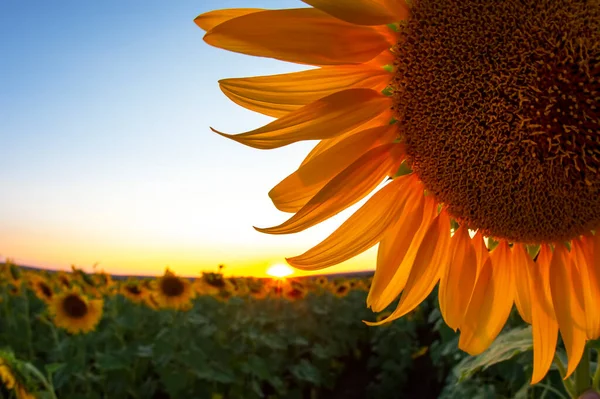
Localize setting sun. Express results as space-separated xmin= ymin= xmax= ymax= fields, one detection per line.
xmin=266 ymin=263 xmax=294 ymax=278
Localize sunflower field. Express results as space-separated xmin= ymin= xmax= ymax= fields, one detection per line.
xmin=0 ymin=260 xmax=593 ymax=399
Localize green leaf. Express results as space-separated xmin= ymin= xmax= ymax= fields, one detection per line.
xmin=455 ymin=326 xmax=533 ymax=381
xmin=44 ymin=362 xmax=65 ymax=378
xmin=290 ymin=359 xmax=321 ymax=385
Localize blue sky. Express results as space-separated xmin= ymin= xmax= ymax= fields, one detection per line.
xmin=0 ymin=0 xmax=378 ymax=277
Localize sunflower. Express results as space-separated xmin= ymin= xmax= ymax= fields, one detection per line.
xmin=0 ymin=355 xmax=36 ymax=399
xmin=198 ymin=0 xmax=600 ymax=383
xmin=55 ymin=271 xmax=72 ymax=289
xmin=314 ymin=276 xmax=328 ymax=288
xmin=49 ymin=290 xmax=103 ymax=334
xmin=332 ymin=281 xmax=351 ymax=298
xmin=154 ymin=270 xmax=195 ymax=310
xmin=119 ymin=279 xmax=147 ymax=304
xmin=284 ymin=284 xmax=306 ymax=301
xmin=0 ymin=362 xmax=15 ymax=390
xmin=29 ymin=275 xmax=54 ymax=304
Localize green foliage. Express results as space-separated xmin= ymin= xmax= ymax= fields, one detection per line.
xmin=455 ymin=326 xmax=533 ymax=381
xmin=0 ymin=266 xmax=584 ymax=399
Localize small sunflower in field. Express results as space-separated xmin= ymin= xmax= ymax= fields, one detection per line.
xmin=92 ymin=271 xmax=116 ymax=295
xmin=314 ymin=276 xmax=328 ymax=288
xmin=120 ymin=280 xmax=147 ymax=304
xmin=154 ymin=270 xmax=195 ymax=310
xmin=198 ymin=0 xmax=600 ymax=382
xmin=50 ymin=290 xmax=103 ymax=334
xmin=247 ymin=280 xmax=268 ymax=299
xmin=143 ymin=293 xmax=161 ymax=311
xmin=71 ymin=267 xmax=101 ymax=298
xmin=28 ymin=275 xmax=54 ymax=304
xmin=0 ymin=361 xmax=16 ymax=390
xmin=332 ymin=282 xmax=351 ymax=298
xmin=284 ymin=284 xmax=306 ymax=301
xmin=194 ymin=278 xmax=220 ymax=296
xmin=55 ymin=272 xmax=72 ymax=289
xmin=0 ymin=354 xmax=36 ymax=399
xmin=228 ymin=278 xmax=250 ymax=297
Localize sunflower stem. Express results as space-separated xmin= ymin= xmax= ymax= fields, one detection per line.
xmin=23 ymin=362 xmax=58 ymax=399
xmin=593 ymin=349 xmax=600 ymax=390
xmin=22 ymin=290 xmax=34 ymax=360
xmin=555 ymin=355 xmax=576 ymax=398
xmin=574 ymin=347 xmax=592 ymax=397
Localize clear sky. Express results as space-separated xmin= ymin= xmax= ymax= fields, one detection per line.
xmin=0 ymin=0 xmax=379 ymax=278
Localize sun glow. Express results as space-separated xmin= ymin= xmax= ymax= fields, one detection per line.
xmin=266 ymin=263 xmax=294 ymax=278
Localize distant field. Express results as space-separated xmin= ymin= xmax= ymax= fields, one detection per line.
xmin=0 ymin=262 xmax=567 ymax=398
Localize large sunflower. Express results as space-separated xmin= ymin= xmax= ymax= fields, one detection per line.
xmin=197 ymin=0 xmax=600 ymax=384
xmin=49 ymin=290 xmax=103 ymax=334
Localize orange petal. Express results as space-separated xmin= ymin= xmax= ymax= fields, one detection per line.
xmin=530 ymin=244 xmax=559 ymax=384
xmin=458 ymin=240 xmax=515 ymax=355
xmin=194 ymin=8 xmax=263 ymax=32
xmin=373 ymin=196 xmax=438 ymax=310
xmin=439 ymin=226 xmax=478 ymax=331
xmin=219 ymin=65 xmax=391 ymax=118
xmin=300 ymin=111 xmax=393 ymax=167
xmin=574 ymin=236 xmax=600 ymax=339
xmin=213 ymin=88 xmax=391 ymax=149
xmin=513 ymin=244 xmax=533 ymax=324
xmin=302 ymin=0 xmax=409 ymax=25
xmin=203 ymin=8 xmax=394 ymax=66
xmin=269 ymin=125 xmax=397 ymax=213
xmin=368 ymin=209 xmax=452 ymax=326
xmin=549 ymin=245 xmax=586 ymax=378
xmin=258 ymin=143 xmax=404 ymax=234
xmin=286 ymin=176 xmax=414 ymax=270
xmin=472 ymin=231 xmax=489 ymax=267
xmin=367 ymin=179 xmax=424 ymax=311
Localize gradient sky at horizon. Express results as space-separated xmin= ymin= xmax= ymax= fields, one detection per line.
xmin=0 ymin=0 xmax=380 ymax=278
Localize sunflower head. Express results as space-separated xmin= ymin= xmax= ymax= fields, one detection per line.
xmin=199 ymin=0 xmax=600 ymax=384
xmin=29 ymin=275 xmax=54 ymax=303
xmin=332 ymin=282 xmax=351 ymax=298
xmin=120 ymin=279 xmax=147 ymax=303
xmin=0 ymin=362 xmax=15 ymax=390
xmin=314 ymin=276 xmax=328 ymax=287
xmin=284 ymin=285 xmax=306 ymax=301
xmin=50 ymin=290 xmax=103 ymax=334
xmin=155 ymin=270 xmax=195 ymax=310
xmin=56 ymin=272 xmax=72 ymax=289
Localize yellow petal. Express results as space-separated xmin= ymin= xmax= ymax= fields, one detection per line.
xmin=300 ymin=111 xmax=393 ymax=167
xmin=258 ymin=143 xmax=404 ymax=234
xmin=574 ymin=236 xmax=600 ymax=339
xmin=459 ymin=240 xmax=515 ymax=355
xmin=219 ymin=65 xmax=391 ymax=118
xmin=194 ymin=8 xmax=263 ymax=32
xmin=302 ymin=0 xmax=409 ymax=25
xmin=203 ymin=8 xmax=393 ymax=66
xmin=513 ymin=244 xmax=533 ymax=324
xmin=213 ymin=88 xmax=391 ymax=149
xmin=372 ymin=196 xmax=438 ymax=310
xmin=367 ymin=209 xmax=452 ymax=326
xmin=549 ymin=245 xmax=586 ymax=378
xmin=530 ymin=244 xmax=559 ymax=384
xmin=439 ymin=226 xmax=478 ymax=331
xmin=286 ymin=176 xmax=413 ymax=270
xmin=367 ymin=178 xmax=424 ymax=311
xmin=270 ymin=124 xmax=397 ymax=213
